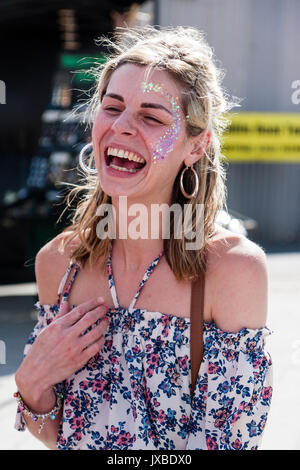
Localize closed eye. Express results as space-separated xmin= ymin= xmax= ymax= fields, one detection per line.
xmin=144 ymin=116 xmax=163 ymax=124
xmin=104 ymin=107 xmax=163 ymax=124
xmin=105 ymin=107 xmax=120 ymax=112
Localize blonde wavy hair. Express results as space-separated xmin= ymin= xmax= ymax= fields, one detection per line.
xmin=58 ymin=25 xmax=238 ymax=281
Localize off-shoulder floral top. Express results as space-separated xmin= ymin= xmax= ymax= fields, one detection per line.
xmin=15 ymin=246 xmax=273 ymax=450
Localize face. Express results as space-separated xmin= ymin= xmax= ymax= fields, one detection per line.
xmin=92 ymin=63 xmax=197 ymax=203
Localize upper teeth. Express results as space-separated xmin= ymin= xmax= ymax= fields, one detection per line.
xmin=107 ymin=147 xmax=145 ymax=164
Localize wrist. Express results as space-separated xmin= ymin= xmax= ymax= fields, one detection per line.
xmin=15 ymin=370 xmax=55 ymax=412
xmin=14 ymin=388 xmax=63 ymax=434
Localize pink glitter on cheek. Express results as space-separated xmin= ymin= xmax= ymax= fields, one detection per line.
xmin=141 ymin=81 xmax=182 ymax=164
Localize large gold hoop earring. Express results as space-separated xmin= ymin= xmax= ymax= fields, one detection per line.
xmin=179 ymin=164 xmax=199 ymax=199
xmin=79 ymin=143 xmax=98 ymax=175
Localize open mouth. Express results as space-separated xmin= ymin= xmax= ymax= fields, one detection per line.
xmin=104 ymin=147 xmax=147 ymax=174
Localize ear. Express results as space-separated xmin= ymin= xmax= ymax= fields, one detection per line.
xmin=184 ymin=130 xmax=211 ymax=167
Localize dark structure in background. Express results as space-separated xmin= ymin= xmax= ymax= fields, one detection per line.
xmin=0 ymin=0 xmax=147 ymax=283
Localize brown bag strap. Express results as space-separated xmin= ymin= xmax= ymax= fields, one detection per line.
xmin=190 ymin=269 xmax=205 ymax=399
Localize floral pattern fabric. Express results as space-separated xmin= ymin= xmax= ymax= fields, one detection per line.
xmin=15 ymin=247 xmax=273 ymax=450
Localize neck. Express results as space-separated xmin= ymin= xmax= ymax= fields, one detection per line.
xmin=108 ymin=195 xmax=171 ymax=270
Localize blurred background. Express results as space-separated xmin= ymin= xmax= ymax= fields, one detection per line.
xmin=0 ymin=0 xmax=299 ymax=450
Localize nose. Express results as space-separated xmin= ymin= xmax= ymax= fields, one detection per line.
xmin=111 ymin=110 xmax=137 ymax=136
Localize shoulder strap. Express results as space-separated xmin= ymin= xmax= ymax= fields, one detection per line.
xmin=190 ymin=268 xmax=205 ymax=399
xmin=56 ymin=261 xmax=81 ymax=307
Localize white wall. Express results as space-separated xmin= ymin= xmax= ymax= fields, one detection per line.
xmin=157 ymin=0 xmax=300 ymax=112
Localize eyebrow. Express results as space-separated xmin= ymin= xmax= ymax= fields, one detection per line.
xmin=103 ymin=93 xmax=173 ymax=116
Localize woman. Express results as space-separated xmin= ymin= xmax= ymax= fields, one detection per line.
xmin=14 ymin=26 xmax=273 ymax=450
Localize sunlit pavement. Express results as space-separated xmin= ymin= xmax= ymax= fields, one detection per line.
xmin=0 ymin=252 xmax=299 ymax=450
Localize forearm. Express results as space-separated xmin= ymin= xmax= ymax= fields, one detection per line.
xmin=15 ymin=371 xmax=62 ymax=450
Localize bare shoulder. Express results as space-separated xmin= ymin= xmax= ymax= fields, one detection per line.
xmin=206 ymin=224 xmax=268 ymax=332
xmin=35 ymin=231 xmax=80 ymax=305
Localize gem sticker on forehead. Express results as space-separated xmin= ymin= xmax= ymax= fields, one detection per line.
xmin=141 ymin=81 xmax=181 ymax=164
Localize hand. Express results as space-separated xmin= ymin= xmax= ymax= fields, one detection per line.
xmin=15 ymin=297 xmax=109 ymax=402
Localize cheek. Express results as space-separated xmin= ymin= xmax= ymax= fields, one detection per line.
xmin=151 ymin=117 xmax=182 ymax=164
xmin=92 ymin=111 xmax=110 ymax=142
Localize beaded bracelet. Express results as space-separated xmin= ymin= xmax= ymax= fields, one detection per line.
xmin=14 ymin=388 xmax=64 ymax=434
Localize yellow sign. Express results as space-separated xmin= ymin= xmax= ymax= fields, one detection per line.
xmin=222 ymin=113 xmax=300 ymax=162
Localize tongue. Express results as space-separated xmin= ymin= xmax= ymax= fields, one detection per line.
xmin=111 ymin=156 xmax=144 ymax=170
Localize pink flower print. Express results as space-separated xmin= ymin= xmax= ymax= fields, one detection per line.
xmin=161 ymin=315 xmax=171 ymax=336
xmin=259 ymin=418 xmax=266 ymax=432
xmin=70 ymin=416 xmax=84 ymax=430
xmin=146 ymin=367 xmax=154 ymax=378
xmin=153 ymin=398 xmax=159 ymax=407
xmin=73 ymin=431 xmax=82 ymax=441
xmin=223 ymin=349 xmax=236 ymax=362
xmin=92 ymin=379 xmax=107 ymax=393
xmin=87 ymin=353 xmax=102 ymax=369
xmin=147 ymin=353 xmax=160 ymax=367
xmin=247 ymin=340 xmax=256 ymax=351
xmin=144 ymin=387 xmax=151 ymax=405
xmin=238 ymin=401 xmax=247 ymax=411
xmin=111 ymin=356 xmax=119 ymax=365
xmin=58 ymin=436 xmax=66 ymax=446
xmin=224 ymin=337 xmax=233 ymax=347
xmin=237 ymin=400 xmax=251 ymax=413
xmin=200 ymin=383 xmax=208 ymax=392
xmin=232 ymin=438 xmax=242 ymax=449
xmin=215 ymin=409 xmax=228 ymax=429
xmin=253 ymin=357 xmax=263 ymax=368
xmin=65 ymin=393 xmax=74 ymax=406
xmin=116 ymin=431 xmax=131 ymax=447
xmin=162 ymin=315 xmax=171 ymax=326
xmin=167 ymin=367 xmax=180 ymax=385
xmin=230 ymin=411 xmax=241 ymax=425
xmin=111 ymin=425 xmax=119 ymax=434
xmin=208 ymin=363 xmax=220 ymax=374
xmin=79 ymin=380 xmax=89 ymax=390
xmin=180 ymin=415 xmax=189 ymax=424
xmin=178 ymin=355 xmax=188 ymax=370
xmin=206 ymin=436 xmax=218 ymax=450
xmin=83 ymin=393 xmax=92 ymax=409
xmin=158 ymin=410 xmax=166 ymax=423
xmin=262 ymin=386 xmax=272 ymax=400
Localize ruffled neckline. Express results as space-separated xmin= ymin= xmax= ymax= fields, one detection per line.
xmin=34 ymin=300 xmax=272 ymax=353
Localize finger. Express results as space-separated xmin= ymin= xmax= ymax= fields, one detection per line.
xmin=62 ymin=296 xmax=106 ymax=327
xmin=78 ymin=317 xmax=109 ymax=351
xmin=56 ymin=299 xmax=71 ymax=320
xmin=72 ymin=304 xmax=108 ymax=336
xmin=80 ymin=336 xmax=106 ymax=365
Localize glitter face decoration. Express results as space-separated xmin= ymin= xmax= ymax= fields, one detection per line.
xmin=141 ymin=81 xmax=182 ymax=164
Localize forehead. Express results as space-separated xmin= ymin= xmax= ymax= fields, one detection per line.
xmin=105 ymin=63 xmax=182 ymax=104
